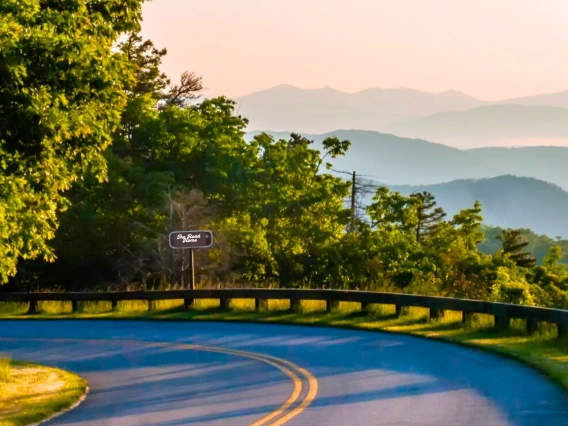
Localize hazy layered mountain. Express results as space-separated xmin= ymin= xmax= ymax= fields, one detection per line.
xmin=235 ymin=85 xmax=568 ymax=147
xmin=382 ymin=105 xmax=568 ymax=148
xmin=498 ymin=90 xmax=568 ymax=109
xmin=245 ymin=130 xmax=568 ymax=190
xmin=387 ymin=176 xmax=568 ymax=239
xmin=234 ymin=85 xmax=485 ymax=133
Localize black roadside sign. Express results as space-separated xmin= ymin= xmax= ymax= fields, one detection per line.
xmin=168 ymin=230 xmax=213 ymax=249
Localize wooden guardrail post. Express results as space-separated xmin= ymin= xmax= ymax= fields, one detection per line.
xmin=71 ymin=300 xmax=79 ymax=313
xmin=429 ymin=308 xmax=445 ymax=320
xmin=361 ymin=302 xmax=370 ymax=313
xmin=395 ymin=305 xmax=409 ymax=318
xmin=558 ymin=325 xmax=568 ymax=339
xmin=255 ymin=299 xmax=268 ymax=311
xmin=494 ymin=314 xmax=510 ymax=331
xmin=148 ymin=300 xmax=156 ymax=311
xmin=27 ymin=300 xmax=38 ymax=315
xmin=462 ymin=312 xmax=474 ymax=328
xmin=184 ymin=298 xmax=194 ymax=309
xmin=526 ymin=319 xmax=539 ymax=335
xmin=290 ymin=299 xmax=302 ymax=313
xmin=326 ymin=300 xmax=340 ymax=313
xmin=220 ymin=298 xmax=231 ymax=310
xmin=111 ymin=300 xmax=118 ymax=312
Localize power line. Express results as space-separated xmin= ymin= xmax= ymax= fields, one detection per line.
xmin=355 ymin=182 xmax=382 ymax=189
xmin=329 ymin=168 xmax=354 ymax=176
xmin=356 ymin=173 xmax=383 ymax=181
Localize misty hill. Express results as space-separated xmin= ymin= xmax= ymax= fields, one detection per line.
xmin=245 ymin=130 xmax=568 ymax=190
xmin=387 ymin=176 xmax=568 ymax=239
xmin=498 ymin=90 xmax=568 ymax=109
xmin=234 ymin=85 xmax=568 ymax=147
xmin=234 ymin=85 xmax=485 ymax=133
xmin=382 ymin=105 xmax=568 ymax=148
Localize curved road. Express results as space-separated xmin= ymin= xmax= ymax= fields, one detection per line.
xmin=1 ymin=320 xmax=568 ymax=425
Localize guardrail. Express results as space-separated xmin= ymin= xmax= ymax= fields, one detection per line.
xmin=1 ymin=289 xmax=568 ymax=338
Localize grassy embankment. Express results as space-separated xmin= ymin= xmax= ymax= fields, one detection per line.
xmin=0 ymin=355 xmax=87 ymax=426
xmin=1 ymin=298 xmax=568 ymax=394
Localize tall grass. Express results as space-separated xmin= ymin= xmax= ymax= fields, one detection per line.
xmin=0 ymin=355 xmax=11 ymax=383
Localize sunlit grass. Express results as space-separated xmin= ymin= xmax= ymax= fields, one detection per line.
xmin=2 ymin=298 xmax=568 ymax=392
xmin=0 ymin=356 xmax=10 ymax=383
xmin=0 ymin=359 xmax=87 ymax=426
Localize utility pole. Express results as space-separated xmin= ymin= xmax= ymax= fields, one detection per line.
xmin=350 ymin=170 xmax=356 ymax=233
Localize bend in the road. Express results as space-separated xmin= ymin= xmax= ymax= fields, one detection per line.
xmin=1 ymin=320 xmax=568 ymax=426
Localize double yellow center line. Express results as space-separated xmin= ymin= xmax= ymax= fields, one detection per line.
xmin=0 ymin=337 xmax=318 ymax=426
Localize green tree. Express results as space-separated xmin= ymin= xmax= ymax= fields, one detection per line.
xmin=233 ymin=132 xmax=351 ymax=286
xmin=528 ymin=246 xmax=568 ymax=308
xmin=452 ymin=201 xmax=484 ymax=250
xmin=497 ymin=229 xmax=537 ymax=268
xmin=0 ymin=0 xmax=145 ymax=283
xmin=409 ymin=191 xmax=446 ymax=243
xmin=364 ymin=187 xmax=425 ymax=291
xmin=10 ymin=32 xmax=202 ymax=290
xmin=479 ymin=226 xmax=568 ymax=266
xmin=367 ymin=187 xmax=419 ymax=234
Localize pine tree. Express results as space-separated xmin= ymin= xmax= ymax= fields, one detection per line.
xmin=410 ymin=192 xmax=447 ymax=243
xmin=498 ymin=229 xmax=537 ymax=268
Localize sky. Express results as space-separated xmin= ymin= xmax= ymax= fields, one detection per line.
xmin=139 ymin=0 xmax=568 ymax=101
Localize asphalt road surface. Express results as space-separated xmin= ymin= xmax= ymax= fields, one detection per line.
xmin=1 ymin=320 xmax=568 ymax=425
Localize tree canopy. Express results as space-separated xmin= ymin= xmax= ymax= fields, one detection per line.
xmin=0 ymin=0 xmax=146 ymax=282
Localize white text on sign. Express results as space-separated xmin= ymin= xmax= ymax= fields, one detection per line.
xmin=177 ymin=234 xmax=201 ymax=243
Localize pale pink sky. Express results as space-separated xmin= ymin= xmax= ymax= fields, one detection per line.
xmin=140 ymin=0 xmax=568 ymax=101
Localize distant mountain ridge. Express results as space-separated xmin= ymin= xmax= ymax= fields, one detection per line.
xmin=235 ymin=84 xmax=486 ymax=133
xmin=382 ymin=104 xmax=568 ymax=148
xmin=245 ymin=130 xmax=568 ymax=190
xmin=235 ymin=85 xmax=568 ymax=147
xmin=494 ymin=90 xmax=568 ymax=109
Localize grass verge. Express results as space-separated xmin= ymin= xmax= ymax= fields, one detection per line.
xmin=1 ymin=298 xmax=568 ymax=395
xmin=0 ymin=356 xmax=87 ymax=426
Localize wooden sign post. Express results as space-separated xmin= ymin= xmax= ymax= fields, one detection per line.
xmin=168 ymin=230 xmax=213 ymax=290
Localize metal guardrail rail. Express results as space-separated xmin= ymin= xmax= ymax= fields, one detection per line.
xmin=2 ymin=289 xmax=568 ymax=338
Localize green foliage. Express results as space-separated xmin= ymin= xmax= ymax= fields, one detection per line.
xmin=0 ymin=0 xmax=145 ymax=283
xmin=490 ymin=267 xmax=535 ymax=306
xmin=498 ymin=229 xmax=537 ymax=268
xmin=451 ymin=201 xmax=484 ymax=250
xmin=527 ymin=246 xmax=568 ymax=308
xmin=0 ymin=356 xmax=10 ymax=383
xmin=410 ymin=191 xmax=446 ymax=242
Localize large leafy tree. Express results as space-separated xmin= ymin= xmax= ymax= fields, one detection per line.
xmin=0 ymin=0 xmax=145 ymax=283
xmin=12 ymin=33 xmax=205 ymax=290
xmin=219 ymin=132 xmax=352 ymax=285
